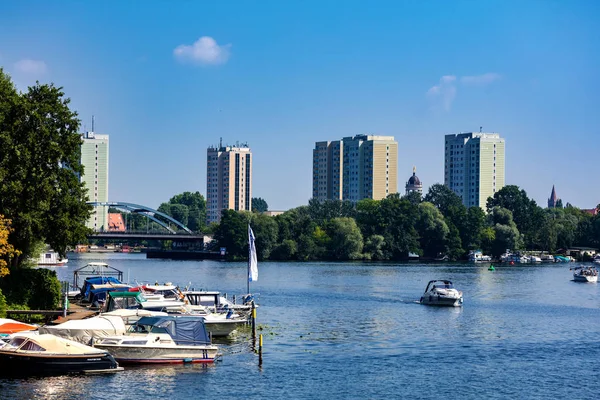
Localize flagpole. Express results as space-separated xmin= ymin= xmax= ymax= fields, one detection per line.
xmin=247 ymin=224 xmax=251 ymax=295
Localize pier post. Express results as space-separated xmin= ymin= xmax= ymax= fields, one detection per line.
xmin=258 ymin=333 xmax=263 ymax=366
xmin=251 ymin=301 xmax=257 ymax=340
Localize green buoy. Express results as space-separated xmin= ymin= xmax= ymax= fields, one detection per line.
xmin=488 ymin=265 xmax=495 ymax=271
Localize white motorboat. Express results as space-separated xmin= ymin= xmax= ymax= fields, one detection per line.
xmin=0 ymin=333 xmax=122 ymax=376
xmin=500 ymin=251 xmax=528 ymax=263
xmin=469 ymin=250 xmax=492 ymax=262
xmin=94 ymin=316 xmax=219 ymax=364
xmin=39 ymin=315 xmax=127 ymax=345
xmin=528 ymin=255 xmax=542 ymax=263
xmin=36 ymin=249 xmax=68 ymax=266
xmin=106 ymin=291 xmax=246 ymax=337
xmin=191 ymin=309 xmax=248 ymax=337
xmin=593 ymin=255 xmax=600 ymax=264
xmin=420 ymin=280 xmax=463 ymax=307
xmin=540 ymin=254 xmax=555 ymax=262
xmin=571 ymin=266 xmax=598 ymax=283
xmin=184 ymin=291 xmax=255 ymax=317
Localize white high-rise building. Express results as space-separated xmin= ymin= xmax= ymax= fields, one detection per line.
xmin=444 ymin=132 xmax=505 ymax=209
xmin=81 ymin=131 xmax=109 ymax=231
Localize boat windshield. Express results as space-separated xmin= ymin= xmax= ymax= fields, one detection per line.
xmin=430 ymin=282 xmax=453 ymax=290
xmin=19 ymin=340 xmax=46 ymax=352
xmin=129 ymin=324 xmax=169 ymax=334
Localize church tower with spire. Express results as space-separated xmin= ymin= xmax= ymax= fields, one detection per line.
xmin=548 ymin=185 xmax=560 ymax=208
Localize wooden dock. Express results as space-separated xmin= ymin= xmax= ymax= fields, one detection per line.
xmin=7 ymin=303 xmax=100 ymax=324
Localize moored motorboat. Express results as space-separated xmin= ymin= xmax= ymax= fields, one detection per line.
xmin=94 ymin=316 xmax=219 ymax=364
xmin=0 ymin=333 xmax=122 ymax=376
xmin=469 ymin=250 xmax=492 ymax=262
xmin=593 ymin=255 xmax=600 ymax=264
xmin=36 ymin=249 xmax=68 ymax=266
xmin=420 ymin=280 xmax=463 ymax=307
xmin=571 ymin=266 xmax=598 ymax=283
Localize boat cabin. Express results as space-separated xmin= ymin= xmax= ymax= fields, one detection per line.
xmin=424 ymin=280 xmax=454 ymax=293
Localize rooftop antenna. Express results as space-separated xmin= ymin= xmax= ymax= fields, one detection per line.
xmin=479 ymin=126 xmax=482 ymax=133
xmin=92 ymin=115 xmax=95 ymax=133
xmin=219 ymin=137 xmax=222 ymax=148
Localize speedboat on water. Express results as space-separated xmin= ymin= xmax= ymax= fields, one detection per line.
xmin=94 ymin=316 xmax=219 ymax=364
xmin=420 ymin=280 xmax=463 ymax=307
xmin=0 ymin=333 xmax=122 ymax=376
xmin=571 ymin=266 xmax=598 ymax=283
xmin=593 ymin=255 xmax=600 ymax=264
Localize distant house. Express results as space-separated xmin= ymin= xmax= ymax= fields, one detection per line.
xmin=108 ymin=213 xmax=125 ymax=232
xmin=582 ymin=208 xmax=599 ymax=216
xmin=262 ymin=211 xmax=285 ymax=217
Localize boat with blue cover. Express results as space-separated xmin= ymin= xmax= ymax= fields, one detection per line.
xmin=94 ymin=315 xmax=219 ymax=364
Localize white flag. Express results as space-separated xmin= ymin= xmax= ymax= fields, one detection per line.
xmin=248 ymin=225 xmax=258 ymax=282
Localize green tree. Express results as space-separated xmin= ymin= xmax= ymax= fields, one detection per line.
xmin=463 ymin=206 xmax=487 ymax=251
xmin=0 ymin=70 xmax=92 ymax=265
xmin=415 ymin=202 xmax=449 ymax=258
xmin=270 ymin=239 xmax=297 ymax=260
xmin=250 ymin=213 xmax=278 ymax=259
xmin=158 ymin=192 xmax=206 ymax=232
xmin=327 ymin=217 xmax=364 ymax=260
xmin=486 ymin=185 xmax=542 ymax=249
xmin=213 ymin=210 xmax=249 ymax=258
xmin=488 ymin=207 xmax=523 ymax=257
xmin=252 ymin=197 xmax=269 ymax=213
xmin=423 ymin=184 xmax=466 ymax=258
xmin=363 ymin=235 xmax=385 ymax=260
xmin=308 ymin=199 xmax=356 ymax=226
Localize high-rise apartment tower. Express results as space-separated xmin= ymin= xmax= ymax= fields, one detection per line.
xmin=81 ymin=131 xmax=109 ymax=231
xmin=444 ymin=132 xmax=505 ymax=208
xmin=206 ymin=143 xmax=252 ymax=223
xmin=312 ymin=135 xmax=398 ymax=202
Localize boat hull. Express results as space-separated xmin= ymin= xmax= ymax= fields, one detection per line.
xmin=94 ymin=344 xmax=218 ymax=364
xmin=573 ymin=274 xmax=598 ymax=283
xmin=0 ymin=351 xmax=120 ymax=376
xmin=420 ymin=295 xmax=463 ymax=307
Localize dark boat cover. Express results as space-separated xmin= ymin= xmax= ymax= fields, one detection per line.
xmin=135 ymin=316 xmax=210 ymax=346
xmin=81 ymin=276 xmax=122 ymax=298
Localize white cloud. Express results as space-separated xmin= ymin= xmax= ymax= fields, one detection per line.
xmin=427 ymin=73 xmax=501 ymax=111
xmin=173 ymin=36 xmax=231 ymax=66
xmin=427 ymin=75 xmax=457 ymax=111
xmin=13 ymin=59 xmax=48 ymax=75
xmin=460 ymin=73 xmax=501 ymax=85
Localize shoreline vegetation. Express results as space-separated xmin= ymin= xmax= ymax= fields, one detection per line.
xmin=211 ymin=189 xmax=600 ymax=263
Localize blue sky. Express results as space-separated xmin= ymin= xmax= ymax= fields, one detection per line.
xmin=1 ymin=0 xmax=599 ymax=210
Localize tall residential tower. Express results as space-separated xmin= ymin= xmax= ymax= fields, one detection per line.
xmin=81 ymin=131 xmax=109 ymax=231
xmin=312 ymin=134 xmax=398 ymax=202
xmin=444 ymin=132 xmax=505 ymax=209
xmin=206 ymin=142 xmax=252 ymax=223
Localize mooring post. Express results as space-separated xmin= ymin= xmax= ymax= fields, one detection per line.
xmin=258 ymin=333 xmax=263 ymax=366
xmin=233 ymin=294 xmax=236 ymax=304
xmin=62 ymin=281 xmax=68 ymax=318
xmin=251 ymin=301 xmax=257 ymax=340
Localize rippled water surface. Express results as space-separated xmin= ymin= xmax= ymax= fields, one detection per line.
xmin=1 ymin=253 xmax=599 ymax=399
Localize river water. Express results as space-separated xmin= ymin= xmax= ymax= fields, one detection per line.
xmin=1 ymin=253 xmax=599 ymax=399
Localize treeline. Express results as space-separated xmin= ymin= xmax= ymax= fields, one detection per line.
xmin=212 ymin=184 xmax=600 ymax=261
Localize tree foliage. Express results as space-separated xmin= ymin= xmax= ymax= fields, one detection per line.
xmin=158 ymin=191 xmax=206 ymax=232
xmin=0 ymin=69 xmax=91 ymax=265
xmin=252 ymin=197 xmax=269 ymax=213
xmin=0 ymin=215 xmax=20 ymax=277
xmin=211 ymin=183 xmax=600 ymax=262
